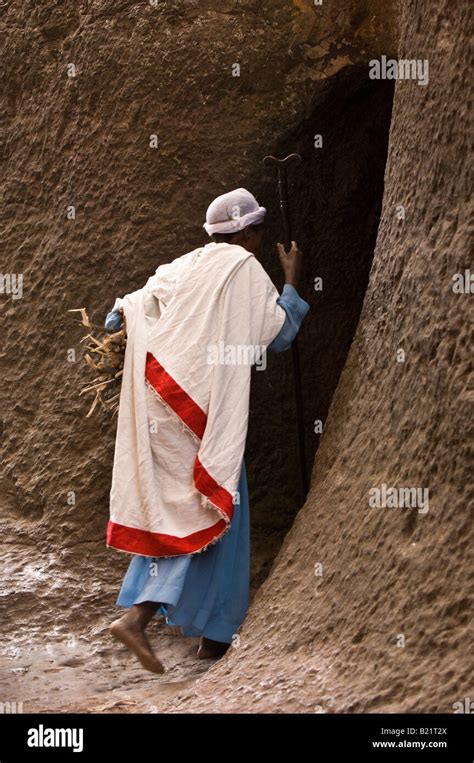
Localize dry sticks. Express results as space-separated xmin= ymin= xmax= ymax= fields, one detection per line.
xmin=68 ymin=308 xmax=127 ymax=418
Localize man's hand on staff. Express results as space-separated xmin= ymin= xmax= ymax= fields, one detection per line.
xmin=277 ymin=240 xmax=303 ymax=289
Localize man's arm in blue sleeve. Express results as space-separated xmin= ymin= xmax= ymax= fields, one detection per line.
xmin=104 ymin=308 xmax=123 ymax=332
xmin=268 ymin=284 xmax=310 ymax=352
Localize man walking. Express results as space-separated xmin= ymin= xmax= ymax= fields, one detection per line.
xmin=105 ymin=188 xmax=310 ymax=672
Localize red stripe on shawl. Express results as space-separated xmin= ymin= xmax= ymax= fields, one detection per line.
xmin=194 ymin=456 xmax=234 ymax=518
xmin=106 ymin=517 xmax=228 ymax=557
xmin=109 ymin=352 xmax=235 ymax=555
xmin=145 ymin=352 xmax=207 ymax=439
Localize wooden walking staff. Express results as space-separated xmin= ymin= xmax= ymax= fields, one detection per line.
xmin=263 ymin=153 xmax=309 ymax=500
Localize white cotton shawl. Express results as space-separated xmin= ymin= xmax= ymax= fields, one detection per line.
xmin=106 ymin=242 xmax=286 ymax=558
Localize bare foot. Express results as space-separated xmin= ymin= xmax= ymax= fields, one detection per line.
xmin=110 ymin=616 xmax=166 ymax=674
xmin=197 ymin=636 xmax=230 ymax=660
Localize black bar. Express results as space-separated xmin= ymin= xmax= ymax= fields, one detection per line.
xmin=0 ymin=712 xmax=471 ymax=760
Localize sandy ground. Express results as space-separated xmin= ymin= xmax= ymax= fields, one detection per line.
xmin=1 ymin=618 xmax=223 ymax=714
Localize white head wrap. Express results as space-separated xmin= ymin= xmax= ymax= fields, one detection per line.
xmin=203 ymin=187 xmax=266 ymax=236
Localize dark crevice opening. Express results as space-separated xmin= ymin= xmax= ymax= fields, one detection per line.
xmin=246 ymin=66 xmax=395 ymax=595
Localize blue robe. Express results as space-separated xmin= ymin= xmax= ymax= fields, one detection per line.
xmin=106 ymin=283 xmax=310 ymax=644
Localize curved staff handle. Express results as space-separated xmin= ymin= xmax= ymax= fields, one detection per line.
xmin=263 ymin=154 xmax=302 ymax=251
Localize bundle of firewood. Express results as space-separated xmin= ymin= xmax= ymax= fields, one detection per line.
xmin=69 ymin=307 xmax=127 ymax=418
